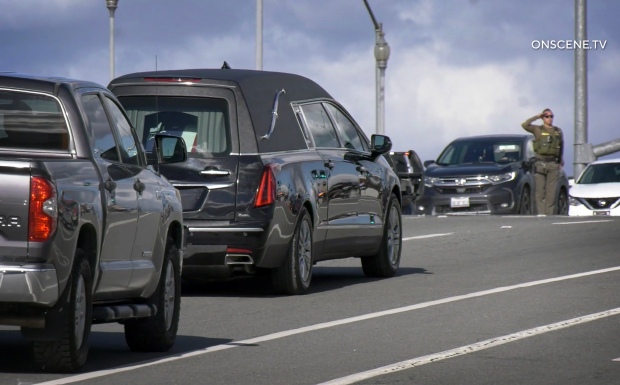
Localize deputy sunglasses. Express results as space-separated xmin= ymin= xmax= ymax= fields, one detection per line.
xmin=543 ymin=114 xmax=554 ymax=118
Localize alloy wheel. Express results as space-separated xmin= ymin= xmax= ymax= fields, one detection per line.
xmin=163 ymin=260 xmax=175 ymax=330
xmin=297 ymin=220 xmax=312 ymax=282
xmin=74 ymin=275 xmax=87 ymax=349
xmin=387 ymin=206 xmax=401 ymax=265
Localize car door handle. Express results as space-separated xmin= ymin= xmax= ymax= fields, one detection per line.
xmin=200 ymin=169 xmax=231 ymax=177
xmin=133 ymin=179 xmax=145 ymax=194
xmin=104 ymin=179 xmax=117 ymax=192
xmin=324 ymin=160 xmax=334 ymax=169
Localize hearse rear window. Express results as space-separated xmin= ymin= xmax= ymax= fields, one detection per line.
xmin=118 ymin=96 xmax=231 ymax=156
xmin=0 ymin=90 xmax=69 ymax=151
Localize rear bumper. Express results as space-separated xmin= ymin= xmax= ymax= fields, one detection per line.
xmin=183 ymin=206 xmax=298 ymax=274
xmin=0 ymin=263 xmax=58 ymax=305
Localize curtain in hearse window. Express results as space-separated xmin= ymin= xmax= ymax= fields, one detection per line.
xmin=118 ymin=96 xmax=231 ymax=156
xmin=299 ymin=103 xmax=340 ymax=148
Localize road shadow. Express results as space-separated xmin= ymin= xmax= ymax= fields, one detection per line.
xmin=0 ymin=329 xmax=230 ymax=375
xmin=182 ymin=266 xmax=432 ymax=298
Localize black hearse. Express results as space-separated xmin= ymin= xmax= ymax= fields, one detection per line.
xmin=109 ymin=69 xmax=403 ymax=295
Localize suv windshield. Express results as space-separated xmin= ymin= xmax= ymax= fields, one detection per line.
xmin=0 ymin=90 xmax=69 ymax=151
xmin=577 ymin=163 xmax=620 ymax=184
xmin=437 ymin=141 xmax=522 ymax=165
xmin=118 ymin=96 xmax=231 ymax=157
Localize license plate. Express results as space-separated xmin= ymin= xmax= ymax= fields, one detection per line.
xmin=593 ymin=210 xmax=610 ymax=216
xmin=450 ymin=197 xmax=470 ymax=208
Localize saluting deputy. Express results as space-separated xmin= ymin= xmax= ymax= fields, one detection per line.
xmin=521 ymin=108 xmax=564 ymax=215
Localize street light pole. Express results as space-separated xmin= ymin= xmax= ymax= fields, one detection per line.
xmin=106 ymin=0 xmax=118 ymax=81
xmin=256 ymin=0 xmax=263 ymax=70
xmin=363 ymin=0 xmax=391 ymax=136
xmin=574 ymin=0 xmax=589 ymax=178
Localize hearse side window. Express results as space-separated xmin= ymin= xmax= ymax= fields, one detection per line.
xmin=324 ymin=103 xmax=368 ymax=152
xmin=104 ymin=96 xmax=142 ymax=166
xmin=82 ymin=93 xmax=120 ymax=162
xmin=299 ymin=103 xmax=340 ymax=148
xmin=118 ymin=96 xmax=231 ymax=157
xmin=0 ymin=90 xmax=69 ymax=151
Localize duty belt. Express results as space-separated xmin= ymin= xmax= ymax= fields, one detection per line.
xmin=536 ymin=156 xmax=557 ymax=163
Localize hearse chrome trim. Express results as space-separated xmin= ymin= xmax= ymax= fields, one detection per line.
xmin=173 ymin=183 xmax=234 ymax=190
xmin=261 ymin=88 xmax=286 ymax=140
xmin=187 ymin=227 xmax=264 ymax=233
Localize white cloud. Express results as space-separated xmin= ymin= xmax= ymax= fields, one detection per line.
xmin=0 ymin=0 xmax=94 ymax=26
xmin=397 ymin=0 xmax=435 ymax=26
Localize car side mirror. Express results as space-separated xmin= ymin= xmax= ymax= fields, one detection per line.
xmin=147 ymin=134 xmax=188 ymax=166
xmin=370 ymin=134 xmax=392 ymax=156
xmin=524 ymin=157 xmax=536 ymax=168
xmin=424 ymin=160 xmax=435 ymax=168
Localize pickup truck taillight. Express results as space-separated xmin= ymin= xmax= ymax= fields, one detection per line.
xmin=29 ymin=177 xmax=57 ymax=242
xmin=254 ymin=165 xmax=276 ymax=208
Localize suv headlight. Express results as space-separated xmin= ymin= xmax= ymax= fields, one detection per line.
xmin=487 ymin=171 xmax=516 ymax=184
xmin=424 ymin=176 xmax=439 ymax=188
xmin=569 ymin=195 xmax=583 ymax=206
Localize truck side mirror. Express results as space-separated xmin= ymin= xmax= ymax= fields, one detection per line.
xmin=148 ymin=134 xmax=188 ymax=166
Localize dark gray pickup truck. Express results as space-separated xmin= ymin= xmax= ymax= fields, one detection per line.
xmin=0 ymin=73 xmax=186 ymax=372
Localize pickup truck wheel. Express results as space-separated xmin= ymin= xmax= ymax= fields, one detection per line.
xmin=33 ymin=253 xmax=92 ymax=372
xmin=361 ymin=194 xmax=402 ymax=278
xmin=125 ymin=236 xmax=180 ymax=352
xmin=271 ymin=208 xmax=313 ymax=295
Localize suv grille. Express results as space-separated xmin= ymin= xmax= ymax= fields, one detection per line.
xmin=436 ymin=186 xmax=489 ymax=194
xmin=433 ymin=177 xmax=491 ymax=194
xmin=583 ymin=197 xmax=620 ymax=209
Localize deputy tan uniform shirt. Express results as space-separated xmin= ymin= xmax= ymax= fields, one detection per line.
xmin=521 ymin=115 xmax=564 ymax=164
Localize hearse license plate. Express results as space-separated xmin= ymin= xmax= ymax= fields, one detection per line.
xmin=594 ymin=210 xmax=610 ymax=216
xmin=450 ymin=197 xmax=470 ymax=208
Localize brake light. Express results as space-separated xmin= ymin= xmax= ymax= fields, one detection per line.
xmin=254 ymin=165 xmax=276 ymax=208
xmin=226 ymin=247 xmax=253 ymax=254
xmin=29 ymin=177 xmax=57 ymax=242
xmin=143 ymin=77 xmax=202 ymax=83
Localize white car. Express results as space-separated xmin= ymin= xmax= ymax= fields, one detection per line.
xmin=569 ymin=158 xmax=620 ymax=216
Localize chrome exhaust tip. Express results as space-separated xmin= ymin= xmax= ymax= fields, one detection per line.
xmin=225 ymin=254 xmax=254 ymax=265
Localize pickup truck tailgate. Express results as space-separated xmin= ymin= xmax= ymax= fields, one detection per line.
xmin=0 ymin=160 xmax=31 ymax=256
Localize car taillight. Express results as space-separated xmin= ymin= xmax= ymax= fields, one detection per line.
xmin=29 ymin=177 xmax=57 ymax=242
xmin=254 ymin=165 xmax=276 ymax=208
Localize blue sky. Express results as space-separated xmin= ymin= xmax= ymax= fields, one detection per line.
xmin=1 ymin=0 xmax=619 ymax=177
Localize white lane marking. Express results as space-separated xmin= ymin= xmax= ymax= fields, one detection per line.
xmin=501 ymin=226 xmax=512 ymax=229
xmin=613 ymin=358 xmax=620 ymax=362
xmin=402 ymin=233 xmax=453 ymax=241
xmin=35 ymin=266 xmax=620 ymax=385
xmin=553 ymin=220 xmax=613 ymax=225
xmin=318 ymin=308 xmax=620 ymax=385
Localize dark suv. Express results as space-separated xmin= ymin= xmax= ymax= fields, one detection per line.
xmin=385 ymin=150 xmax=424 ymax=213
xmin=109 ymin=69 xmax=403 ymax=295
xmin=416 ymin=134 xmax=570 ymax=215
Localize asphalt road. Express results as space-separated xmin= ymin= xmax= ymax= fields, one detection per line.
xmin=2 ymin=215 xmax=620 ymax=385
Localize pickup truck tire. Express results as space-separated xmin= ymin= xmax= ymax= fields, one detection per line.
xmin=124 ymin=236 xmax=181 ymax=352
xmin=271 ymin=208 xmax=313 ymax=295
xmin=33 ymin=251 xmax=93 ymax=372
xmin=361 ymin=193 xmax=402 ymax=278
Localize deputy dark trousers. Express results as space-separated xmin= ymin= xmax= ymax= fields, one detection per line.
xmin=534 ymin=159 xmax=559 ymax=215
